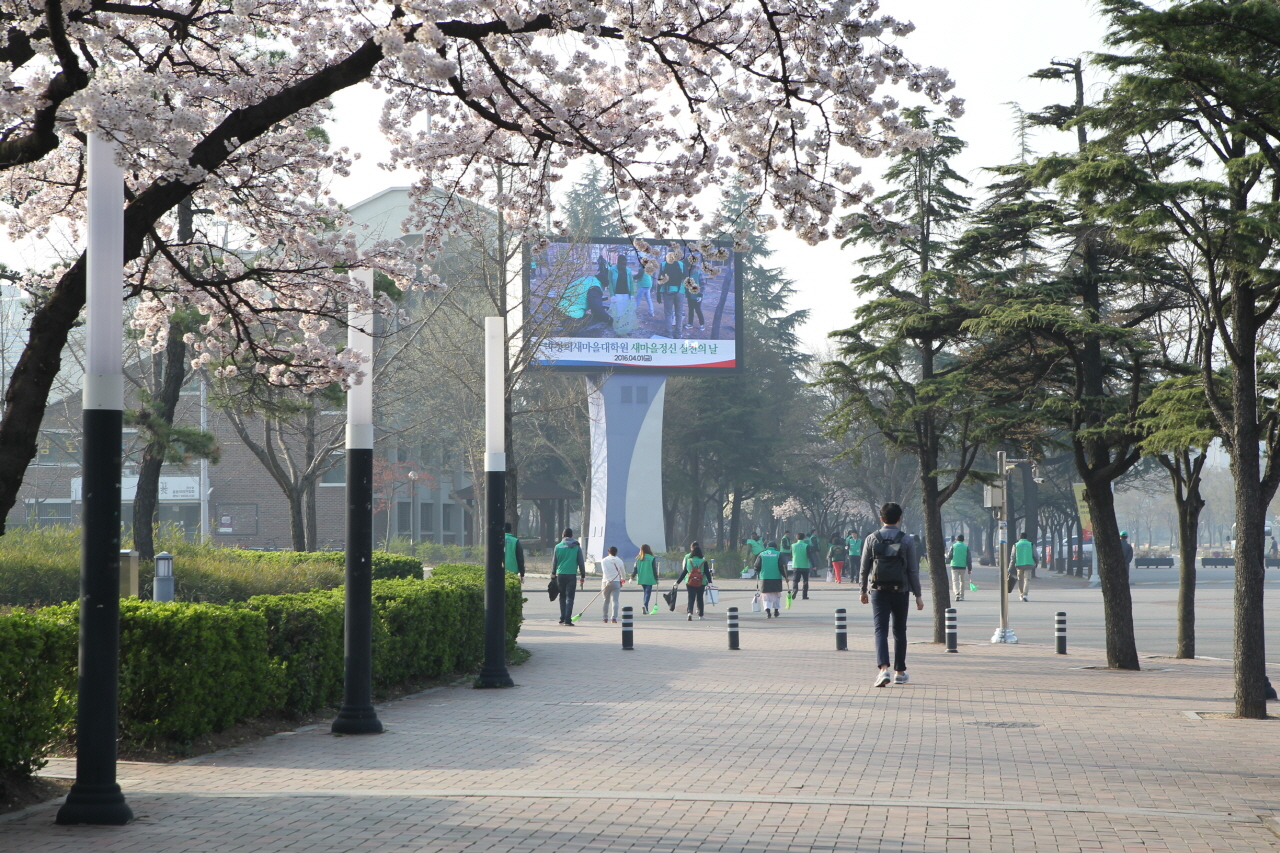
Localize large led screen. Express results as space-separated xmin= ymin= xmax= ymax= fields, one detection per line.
xmin=525 ymin=237 xmax=742 ymax=373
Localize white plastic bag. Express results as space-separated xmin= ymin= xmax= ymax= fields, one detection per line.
xmin=751 ymin=592 xmax=762 ymax=612
xmin=706 ymin=585 xmax=720 ymax=605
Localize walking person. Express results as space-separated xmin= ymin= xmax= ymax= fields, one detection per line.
xmin=503 ymin=523 xmax=525 ymax=583
xmin=601 ymin=546 xmax=626 ymax=623
xmin=554 ymin=528 xmax=587 ymax=625
xmin=1120 ymin=531 xmax=1134 ymax=571
xmin=754 ymin=541 xmax=791 ymax=617
xmin=684 ymin=265 xmax=705 ymax=331
xmin=675 ymin=542 xmax=713 ymax=620
xmin=634 ymin=261 xmax=655 ymax=316
xmin=631 ymin=544 xmax=660 ymax=613
xmin=790 ymin=534 xmax=812 ymax=600
xmin=827 ymin=538 xmax=848 ymax=584
xmin=1013 ymin=531 xmax=1037 ymax=601
xmin=661 ymin=257 xmax=685 ymax=338
xmin=946 ymin=533 xmax=972 ymax=601
xmin=859 ymin=502 xmax=923 ymax=687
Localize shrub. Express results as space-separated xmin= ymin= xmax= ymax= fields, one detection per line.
xmin=0 ymin=526 xmax=81 ymax=607
xmin=416 ymin=541 xmax=480 ymax=565
xmin=0 ymin=564 xmax=524 ymax=772
xmin=0 ymin=611 xmax=76 ymax=775
xmin=36 ymin=600 xmax=279 ymax=746
xmin=241 ymin=590 xmax=344 ymax=714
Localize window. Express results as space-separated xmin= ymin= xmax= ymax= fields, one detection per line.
xmin=420 ymin=502 xmax=435 ymax=533
xmin=636 ymin=386 xmax=649 ymax=405
xmin=621 ymin=385 xmax=633 ymax=404
xmin=397 ymin=501 xmax=412 ymax=535
xmin=442 ymin=504 xmax=455 ymax=531
xmin=320 ymin=452 xmax=345 ymax=485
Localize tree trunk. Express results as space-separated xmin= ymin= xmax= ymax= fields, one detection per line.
xmin=919 ymin=465 xmax=948 ymax=644
xmin=1086 ymin=481 xmax=1140 ymax=670
xmin=1231 ymin=421 xmax=1268 ymax=718
xmin=132 ymin=320 xmax=188 ymax=561
xmin=728 ymin=490 xmax=742 ymax=554
xmin=1021 ymin=462 xmax=1039 ymax=577
xmin=1175 ymin=493 xmax=1202 ymax=659
xmin=288 ymin=484 xmax=306 ymax=551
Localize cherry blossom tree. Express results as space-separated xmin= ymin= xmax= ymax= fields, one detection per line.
xmin=0 ymin=0 xmax=959 ymax=532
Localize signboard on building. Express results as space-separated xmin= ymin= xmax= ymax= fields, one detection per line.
xmin=72 ymin=476 xmax=200 ymax=502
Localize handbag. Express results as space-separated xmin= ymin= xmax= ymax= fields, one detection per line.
xmin=751 ymin=592 xmax=762 ymax=613
xmin=662 ymin=586 xmax=678 ymax=611
xmin=548 ymin=576 xmax=560 ymax=601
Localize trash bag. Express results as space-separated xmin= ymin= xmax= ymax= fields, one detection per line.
xmin=548 ymin=576 xmax=560 ymax=601
xmin=663 ymin=586 xmax=679 ymax=611
xmin=969 ymin=580 xmax=979 ymax=592
xmin=1006 ymin=570 xmax=1018 ymax=594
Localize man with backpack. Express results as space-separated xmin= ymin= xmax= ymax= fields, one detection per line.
xmin=859 ymin=502 xmax=923 ymax=687
xmin=945 ymin=533 xmax=971 ymax=601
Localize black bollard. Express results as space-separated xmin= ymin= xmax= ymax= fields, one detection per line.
xmin=1055 ymin=611 xmax=1067 ymax=655
xmin=622 ymin=606 xmax=634 ymax=650
xmin=946 ymin=608 xmax=958 ymax=653
xmin=835 ymin=608 xmax=848 ymax=651
xmin=727 ymin=606 xmax=740 ymax=650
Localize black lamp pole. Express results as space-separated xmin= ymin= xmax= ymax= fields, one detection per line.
xmin=476 ymin=316 xmax=513 ymax=688
xmin=57 ymin=134 xmax=133 ymax=826
xmin=331 ymin=267 xmax=383 ymax=735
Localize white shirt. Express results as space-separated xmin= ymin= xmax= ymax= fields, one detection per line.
xmin=601 ymin=555 xmax=627 ymax=586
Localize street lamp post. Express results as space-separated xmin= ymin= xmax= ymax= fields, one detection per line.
xmin=331 ymin=267 xmax=383 ymax=735
xmin=990 ymin=451 xmax=1036 ymax=644
xmin=476 ymin=316 xmax=513 ymax=688
xmin=56 ymin=135 xmax=133 ymax=826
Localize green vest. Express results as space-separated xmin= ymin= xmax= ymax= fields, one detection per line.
xmin=791 ymin=540 xmax=811 ymax=569
xmin=780 ymin=536 xmax=791 ymax=553
xmin=504 ymin=533 xmax=520 ymax=573
xmin=1013 ymin=539 xmax=1035 ymax=567
xmin=758 ymin=549 xmax=783 ymax=580
xmin=747 ymin=538 xmax=764 ymax=557
xmin=554 ymin=541 xmax=580 ymax=574
xmin=848 ymin=537 xmax=862 ymax=559
xmin=558 ymin=276 xmax=599 ymax=319
xmin=634 ymin=554 xmax=657 ymax=585
xmin=949 ymin=541 xmax=969 ymax=568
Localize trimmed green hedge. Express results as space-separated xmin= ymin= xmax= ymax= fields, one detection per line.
xmin=0 ymin=525 xmax=422 ymax=606
xmin=0 ymin=611 xmax=76 ymax=775
xmin=0 ymin=569 xmax=522 ymax=778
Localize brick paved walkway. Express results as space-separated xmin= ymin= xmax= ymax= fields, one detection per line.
xmin=6 ymin=578 xmax=1280 ymax=852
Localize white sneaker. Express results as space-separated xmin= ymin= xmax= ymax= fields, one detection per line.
xmin=1021 ymin=594 xmax=1028 ymax=602
xmin=894 ymin=672 xmax=909 ymax=685
xmin=874 ymin=669 xmax=891 ymax=688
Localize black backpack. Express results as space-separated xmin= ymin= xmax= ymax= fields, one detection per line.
xmin=870 ymin=530 xmax=908 ymax=590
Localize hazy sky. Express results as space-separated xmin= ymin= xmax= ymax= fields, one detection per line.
xmin=323 ymin=0 xmax=1112 ymax=356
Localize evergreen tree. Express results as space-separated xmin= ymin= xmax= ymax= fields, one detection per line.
xmin=822 ymin=109 xmax=990 ymax=641
xmin=562 ymin=163 xmax=627 ymax=239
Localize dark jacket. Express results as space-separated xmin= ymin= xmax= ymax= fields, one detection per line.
xmin=859 ymin=525 xmax=922 ymax=596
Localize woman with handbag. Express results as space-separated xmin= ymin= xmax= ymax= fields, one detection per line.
xmin=674 ymin=542 xmax=713 ymax=620
xmin=631 ymin=544 xmax=660 ymax=613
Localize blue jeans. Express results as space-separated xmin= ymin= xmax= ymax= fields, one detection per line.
xmin=558 ymin=574 xmax=578 ymax=622
xmin=641 ymin=584 xmax=654 ymax=610
xmin=871 ymin=589 xmax=911 ymax=671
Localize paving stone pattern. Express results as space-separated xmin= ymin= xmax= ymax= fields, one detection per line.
xmin=6 ymin=578 xmax=1280 ymax=852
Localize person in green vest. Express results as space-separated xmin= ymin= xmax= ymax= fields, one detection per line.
xmin=780 ymin=530 xmax=793 ymax=555
xmin=791 ymin=535 xmax=813 ymax=600
xmin=753 ymin=541 xmax=791 ymax=618
xmin=503 ymin=523 xmax=525 ymax=583
xmin=557 ymin=274 xmax=612 ymax=336
xmin=847 ymin=529 xmax=863 ymax=569
xmin=630 ymin=543 xmax=661 ymax=613
xmin=553 ymin=527 xmax=587 ymax=625
xmin=1013 ymin=531 xmax=1037 ymax=602
xmin=945 ymin=534 xmax=971 ymax=601
xmin=675 ymin=542 xmax=713 ymax=620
